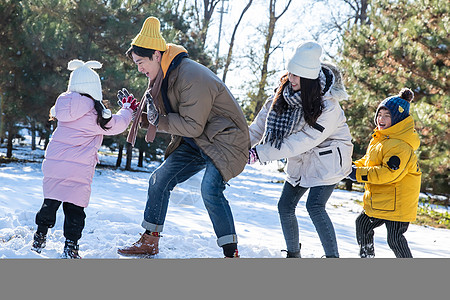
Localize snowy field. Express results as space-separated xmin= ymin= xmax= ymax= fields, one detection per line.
xmin=1 ymin=138 xmax=449 ymax=259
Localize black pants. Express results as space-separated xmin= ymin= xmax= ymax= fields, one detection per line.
xmin=355 ymin=211 xmax=412 ymax=258
xmin=35 ymin=198 xmax=86 ymax=242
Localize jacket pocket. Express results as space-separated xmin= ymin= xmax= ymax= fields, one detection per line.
xmin=370 ymin=185 xmax=396 ymax=211
xmin=204 ymin=116 xmax=237 ymax=144
xmin=310 ymin=145 xmax=341 ymax=179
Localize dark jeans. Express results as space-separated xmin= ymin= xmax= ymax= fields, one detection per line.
xmin=141 ymin=143 xmax=237 ymax=247
xmin=35 ymin=198 xmax=86 ymax=242
xmin=278 ymin=182 xmax=339 ymax=258
xmin=355 ymin=211 xmax=412 ymax=258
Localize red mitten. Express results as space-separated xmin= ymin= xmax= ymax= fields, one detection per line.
xmin=122 ymin=95 xmax=139 ymax=111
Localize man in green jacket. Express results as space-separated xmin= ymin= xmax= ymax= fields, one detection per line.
xmin=117 ymin=17 xmax=250 ymax=258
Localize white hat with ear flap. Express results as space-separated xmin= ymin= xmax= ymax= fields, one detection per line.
xmin=67 ymin=59 xmax=111 ymax=118
xmin=287 ymin=41 xmax=323 ymax=79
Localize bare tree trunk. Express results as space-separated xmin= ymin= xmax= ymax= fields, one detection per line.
xmin=222 ymin=0 xmax=253 ymax=83
xmin=125 ymin=142 xmax=133 ymax=171
xmin=43 ymin=120 xmax=53 ymax=151
xmin=0 ymin=95 xmax=4 ymax=144
xmin=6 ymin=124 xmax=14 ymax=158
xmin=308 ymin=0 xmax=369 ymax=58
xmin=175 ymin=0 xmax=189 ymax=13
xmin=138 ymin=148 xmax=144 ymax=168
xmin=197 ymin=0 xmax=221 ymax=47
xmin=341 ymin=0 xmax=370 ymax=25
xmin=358 ymin=0 xmax=369 ymax=24
xmin=254 ymin=0 xmax=292 ymax=114
xmin=116 ymin=143 xmax=124 ymax=168
xmin=31 ymin=120 xmax=36 ymax=150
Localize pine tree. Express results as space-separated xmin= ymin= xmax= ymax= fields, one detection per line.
xmin=0 ymin=0 xmax=32 ymax=157
xmin=1 ymin=0 xmax=216 ymax=165
xmin=339 ymin=0 xmax=449 ymax=194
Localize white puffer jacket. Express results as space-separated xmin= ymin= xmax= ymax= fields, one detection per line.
xmin=249 ymin=63 xmax=353 ymax=187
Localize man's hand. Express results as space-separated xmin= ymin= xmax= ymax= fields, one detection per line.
xmin=248 ymin=148 xmax=259 ymax=164
xmin=145 ymin=92 xmax=159 ymax=126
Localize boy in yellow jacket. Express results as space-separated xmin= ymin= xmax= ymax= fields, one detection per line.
xmin=348 ymin=88 xmax=421 ymax=258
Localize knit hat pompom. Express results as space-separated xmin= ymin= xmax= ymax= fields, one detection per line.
xmin=398 ymin=87 xmax=414 ymax=103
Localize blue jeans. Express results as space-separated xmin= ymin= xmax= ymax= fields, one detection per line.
xmin=278 ymin=182 xmax=339 ymax=257
xmin=142 ymin=143 xmax=237 ymax=247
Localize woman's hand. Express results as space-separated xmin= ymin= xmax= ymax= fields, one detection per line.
xmin=248 ymin=148 xmax=259 ymax=164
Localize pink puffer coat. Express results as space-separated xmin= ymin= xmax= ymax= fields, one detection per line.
xmin=42 ymin=91 xmax=133 ymax=207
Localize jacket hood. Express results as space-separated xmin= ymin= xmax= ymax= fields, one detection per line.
xmin=321 ymin=62 xmax=349 ymax=102
xmin=53 ymin=92 xmax=94 ymax=122
xmin=161 ymin=43 xmax=188 ymax=77
xmin=373 ymin=115 xmax=420 ymax=150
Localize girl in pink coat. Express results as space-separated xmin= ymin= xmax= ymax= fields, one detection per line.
xmin=31 ymin=59 xmax=139 ymax=258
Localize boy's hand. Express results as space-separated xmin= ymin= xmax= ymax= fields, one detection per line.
xmin=347 ymin=165 xmax=357 ymax=182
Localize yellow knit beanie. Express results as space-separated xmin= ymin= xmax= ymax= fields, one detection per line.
xmin=131 ymin=17 xmax=167 ymax=51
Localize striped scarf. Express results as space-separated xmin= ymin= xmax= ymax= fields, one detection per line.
xmin=261 ymin=84 xmax=304 ymax=150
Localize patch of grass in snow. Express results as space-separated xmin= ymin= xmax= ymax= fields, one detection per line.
xmin=347 ymin=192 xmax=450 ymax=229
xmin=353 ymin=199 xmax=363 ymax=206
xmin=414 ymin=205 xmax=450 ymax=229
xmin=0 ymin=155 xmax=21 ymax=163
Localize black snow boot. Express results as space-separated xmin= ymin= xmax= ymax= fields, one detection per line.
xmin=31 ymin=231 xmax=47 ymax=253
xmin=62 ymin=240 xmax=81 ymax=259
xmin=286 ymin=251 xmax=301 ymax=258
xmin=282 ymin=243 xmax=301 ymax=258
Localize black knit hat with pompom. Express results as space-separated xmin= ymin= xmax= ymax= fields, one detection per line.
xmin=375 ymin=88 xmax=414 ymax=126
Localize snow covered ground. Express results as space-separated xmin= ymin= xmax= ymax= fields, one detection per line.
xmin=1 ymin=139 xmax=449 ymax=259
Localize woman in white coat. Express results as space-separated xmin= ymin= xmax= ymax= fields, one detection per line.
xmin=248 ymin=41 xmax=353 ymax=258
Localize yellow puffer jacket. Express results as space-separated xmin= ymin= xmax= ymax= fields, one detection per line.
xmin=353 ymin=116 xmax=421 ymax=222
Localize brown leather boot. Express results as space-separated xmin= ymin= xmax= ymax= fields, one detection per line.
xmin=117 ymin=233 xmax=159 ymax=256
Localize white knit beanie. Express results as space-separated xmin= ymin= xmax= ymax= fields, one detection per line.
xmin=287 ymin=41 xmax=322 ymax=79
xmin=67 ymin=59 xmax=103 ymax=101
xmin=67 ymin=59 xmax=111 ymax=118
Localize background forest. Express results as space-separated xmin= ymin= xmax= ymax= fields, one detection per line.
xmin=0 ymin=0 xmax=448 ymax=196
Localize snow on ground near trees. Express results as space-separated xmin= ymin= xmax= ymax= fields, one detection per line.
xmin=1 ymin=141 xmax=449 ymax=259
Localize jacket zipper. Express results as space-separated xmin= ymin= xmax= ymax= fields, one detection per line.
xmin=337 ymin=147 xmax=342 ymax=167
